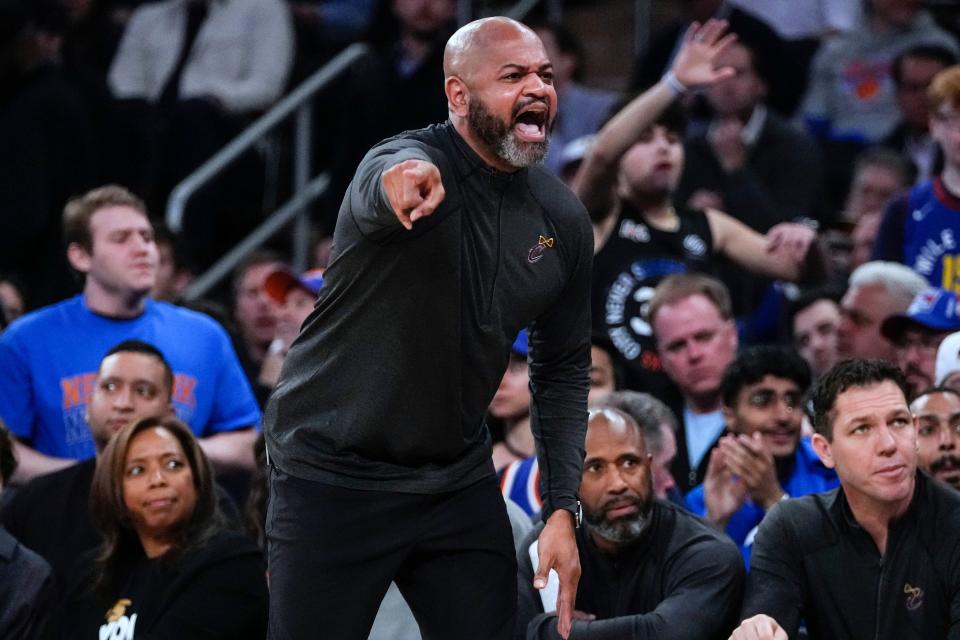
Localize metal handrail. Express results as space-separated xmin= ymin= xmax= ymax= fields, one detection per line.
xmin=172 ymin=0 xmax=566 ymax=303
xmin=182 ymin=174 xmax=330 ymax=301
xmin=165 ymin=42 xmax=370 ymax=231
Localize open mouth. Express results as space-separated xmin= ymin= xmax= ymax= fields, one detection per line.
xmin=513 ymin=106 xmax=548 ymax=143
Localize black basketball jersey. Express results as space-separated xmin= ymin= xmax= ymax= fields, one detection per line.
xmin=591 ymin=203 xmax=716 ymax=395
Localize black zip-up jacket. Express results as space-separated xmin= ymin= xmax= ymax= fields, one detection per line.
xmin=516 ymin=499 xmax=744 ymax=639
xmin=264 ymin=122 xmax=593 ymax=518
xmin=742 ymin=472 xmax=960 ymax=639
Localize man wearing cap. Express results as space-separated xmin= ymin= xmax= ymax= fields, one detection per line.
xmin=880 ymin=286 xmax=960 ymax=396
xmin=258 ymin=267 xmax=324 ymax=389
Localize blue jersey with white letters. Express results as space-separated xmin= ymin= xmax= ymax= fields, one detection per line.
xmin=887 ymin=177 xmax=960 ymax=291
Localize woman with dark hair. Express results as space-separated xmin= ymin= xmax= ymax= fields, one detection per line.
xmin=60 ymin=416 xmax=267 ymax=639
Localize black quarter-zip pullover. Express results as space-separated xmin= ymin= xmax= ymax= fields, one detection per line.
xmin=743 ymin=471 xmax=960 ymax=639
xmin=264 ymin=122 xmax=593 ymax=518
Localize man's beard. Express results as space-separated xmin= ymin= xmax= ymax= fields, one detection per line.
xmin=467 ymin=97 xmax=549 ymax=168
xmin=584 ymin=493 xmax=653 ymax=545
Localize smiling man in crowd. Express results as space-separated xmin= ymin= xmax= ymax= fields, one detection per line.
xmin=686 ymin=346 xmax=837 ymax=565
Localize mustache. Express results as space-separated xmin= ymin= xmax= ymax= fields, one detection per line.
xmin=930 ymin=455 xmax=960 ymax=473
xmin=599 ymin=494 xmax=643 ymax=513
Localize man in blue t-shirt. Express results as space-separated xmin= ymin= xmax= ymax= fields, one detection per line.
xmin=0 ymin=186 xmax=261 ymax=482
xmin=686 ymin=346 xmax=838 ymax=566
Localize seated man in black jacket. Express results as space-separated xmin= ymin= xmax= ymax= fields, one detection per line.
xmin=731 ymin=358 xmax=960 ymax=640
xmin=516 ymin=408 xmax=744 ymax=640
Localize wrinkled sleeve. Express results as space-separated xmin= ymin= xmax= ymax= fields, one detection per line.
xmin=528 ymin=206 xmax=593 ymax=520
xmin=347 ymin=139 xmax=439 ymax=237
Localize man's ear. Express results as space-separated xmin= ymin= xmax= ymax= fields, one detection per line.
xmin=67 ymin=242 xmax=92 ymax=274
xmin=445 ymin=76 xmax=470 ymax=118
xmin=811 ymin=432 xmax=835 ymax=469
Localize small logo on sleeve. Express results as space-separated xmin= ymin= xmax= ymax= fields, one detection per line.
xmin=904 ymin=583 xmax=924 ymax=611
xmin=528 ymin=235 xmax=555 ymax=264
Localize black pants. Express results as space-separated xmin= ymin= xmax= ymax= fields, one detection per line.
xmin=266 ymin=468 xmax=517 ymax=640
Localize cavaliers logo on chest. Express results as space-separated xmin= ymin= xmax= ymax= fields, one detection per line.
xmin=528 ymin=235 xmax=555 ymax=264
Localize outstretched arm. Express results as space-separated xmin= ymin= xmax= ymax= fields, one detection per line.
xmin=708 ymin=209 xmax=821 ymax=282
xmin=573 ymin=20 xmax=737 ymax=222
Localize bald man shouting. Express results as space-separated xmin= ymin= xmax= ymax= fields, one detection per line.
xmin=263 ymin=17 xmax=592 ymax=640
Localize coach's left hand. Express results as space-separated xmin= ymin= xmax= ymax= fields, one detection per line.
xmin=534 ymin=509 xmax=580 ymax=640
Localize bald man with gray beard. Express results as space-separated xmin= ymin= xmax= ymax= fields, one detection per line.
xmin=263 ymin=16 xmax=593 ymax=640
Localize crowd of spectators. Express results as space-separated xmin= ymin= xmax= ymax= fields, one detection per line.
xmin=3 ymin=0 xmax=960 ymax=638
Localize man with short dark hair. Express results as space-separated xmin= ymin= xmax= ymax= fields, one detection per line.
xmin=685 ymin=346 xmax=837 ymax=564
xmin=731 ymin=359 xmax=960 ymax=640
xmin=910 ymin=386 xmax=960 ymax=490
xmin=879 ymin=287 xmax=960 ymax=396
xmin=0 ymin=185 xmax=260 ymax=481
xmin=788 ymin=288 xmax=842 ymax=379
xmin=516 ymin=408 xmax=744 ymax=640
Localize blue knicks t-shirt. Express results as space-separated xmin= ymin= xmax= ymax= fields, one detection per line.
xmin=902 ymin=178 xmax=960 ymax=291
xmin=0 ymin=296 xmax=261 ymax=459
